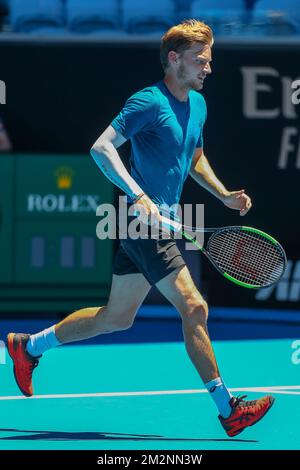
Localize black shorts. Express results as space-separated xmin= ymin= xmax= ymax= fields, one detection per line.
xmin=113 ymin=215 xmax=186 ymax=286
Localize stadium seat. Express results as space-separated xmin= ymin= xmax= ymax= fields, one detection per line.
xmin=192 ymin=0 xmax=245 ymax=7
xmin=0 ymin=0 xmax=9 ymax=11
xmin=66 ymin=0 xmax=121 ymax=34
xmin=0 ymin=0 xmax=8 ymax=21
xmin=244 ymin=0 xmax=259 ymax=10
xmin=252 ymin=0 xmax=300 ymax=35
xmin=191 ymin=0 xmax=246 ymax=35
xmin=174 ymin=0 xmax=193 ymax=20
xmin=255 ymin=0 xmax=299 ymax=11
xmin=10 ymin=0 xmax=65 ymax=33
xmin=123 ymin=0 xmax=175 ymax=34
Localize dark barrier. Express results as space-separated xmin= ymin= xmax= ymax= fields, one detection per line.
xmin=0 ymin=155 xmax=13 ymax=283
xmin=0 ymin=39 xmax=299 ymax=311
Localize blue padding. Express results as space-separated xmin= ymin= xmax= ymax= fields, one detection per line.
xmin=23 ymin=26 xmax=69 ymax=35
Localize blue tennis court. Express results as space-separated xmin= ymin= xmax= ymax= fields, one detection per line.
xmin=1 ymin=306 xmax=299 ymax=450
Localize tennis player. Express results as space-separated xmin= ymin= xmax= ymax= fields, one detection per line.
xmin=7 ymin=20 xmax=274 ymax=437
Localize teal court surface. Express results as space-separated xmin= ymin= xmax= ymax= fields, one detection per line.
xmin=0 ymin=306 xmax=300 ymax=450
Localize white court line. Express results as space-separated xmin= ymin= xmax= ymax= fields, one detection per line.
xmin=0 ymin=385 xmax=299 ymax=401
xmin=255 ymin=385 xmax=300 ymax=390
xmin=260 ymin=391 xmax=300 ymax=395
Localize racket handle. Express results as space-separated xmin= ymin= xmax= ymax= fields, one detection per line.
xmin=132 ymin=209 xmax=182 ymax=233
xmin=160 ymin=214 xmax=182 ymax=233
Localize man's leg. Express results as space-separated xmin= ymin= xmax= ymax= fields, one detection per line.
xmin=7 ymin=272 xmax=151 ymax=396
xmin=55 ymin=273 xmax=151 ymax=343
xmin=156 ymin=265 xmax=219 ymax=383
xmin=155 ymin=265 xmax=275 ymax=436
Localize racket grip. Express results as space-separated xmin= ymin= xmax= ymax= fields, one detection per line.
xmin=132 ymin=209 xmax=182 ymax=233
xmin=160 ymin=214 xmax=182 ymax=233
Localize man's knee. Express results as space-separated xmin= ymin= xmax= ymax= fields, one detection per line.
xmin=112 ymin=317 xmax=135 ymax=332
xmin=181 ymin=298 xmax=209 ymax=326
xmin=98 ymin=305 xmax=136 ymax=332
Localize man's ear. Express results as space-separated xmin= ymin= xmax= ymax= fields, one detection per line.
xmin=168 ymin=51 xmax=178 ymax=65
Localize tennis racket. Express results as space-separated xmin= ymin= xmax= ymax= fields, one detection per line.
xmin=157 ymin=214 xmax=287 ymax=289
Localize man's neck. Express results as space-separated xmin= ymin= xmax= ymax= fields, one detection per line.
xmin=163 ymin=75 xmax=189 ymax=102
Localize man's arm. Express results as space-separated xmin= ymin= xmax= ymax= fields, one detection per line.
xmin=90 ymin=125 xmax=144 ymax=201
xmin=0 ymin=117 xmax=12 ymax=152
xmin=189 ymin=147 xmax=252 ymax=216
xmin=189 ymin=147 xmax=230 ymax=201
xmin=90 ymin=125 xmax=161 ymax=222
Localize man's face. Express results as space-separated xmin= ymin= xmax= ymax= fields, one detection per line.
xmin=176 ymin=43 xmax=212 ymax=90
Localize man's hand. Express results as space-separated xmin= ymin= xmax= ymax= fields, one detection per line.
xmin=0 ymin=122 xmax=12 ymax=152
xmin=133 ymin=194 xmax=161 ymax=226
xmin=222 ymin=189 xmax=252 ymax=216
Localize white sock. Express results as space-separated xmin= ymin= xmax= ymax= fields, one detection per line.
xmin=26 ymin=326 xmax=62 ymax=357
xmin=205 ymin=377 xmax=233 ymax=418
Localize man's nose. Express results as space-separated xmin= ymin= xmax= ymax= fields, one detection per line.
xmin=204 ymin=63 xmax=212 ymax=74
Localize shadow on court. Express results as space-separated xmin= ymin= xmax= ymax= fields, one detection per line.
xmin=0 ymin=428 xmax=258 ymax=443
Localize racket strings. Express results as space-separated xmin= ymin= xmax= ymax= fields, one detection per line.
xmin=207 ymin=229 xmax=285 ymax=286
xmin=209 ymin=237 xmax=281 ymax=277
xmin=209 ymin=242 xmax=282 ymax=285
xmin=209 ymin=233 xmax=283 ymax=283
xmin=209 ymin=233 xmax=283 ymax=285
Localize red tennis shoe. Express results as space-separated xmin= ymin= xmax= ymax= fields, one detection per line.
xmin=7 ymin=333 xmax=41 ymax=397
xmin=219 ymin=394 xmax=275 ymax=437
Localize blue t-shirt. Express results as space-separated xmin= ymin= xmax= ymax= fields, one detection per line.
xmin=111 ymin=80 xmax=207 ymax=207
